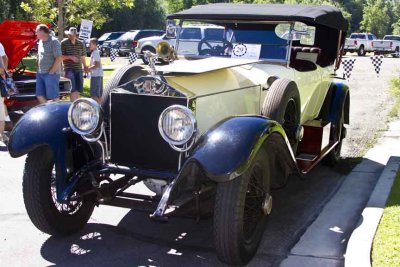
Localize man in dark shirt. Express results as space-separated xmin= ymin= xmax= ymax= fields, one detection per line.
xmin=61 ymin=27 xmax=88 ymax=101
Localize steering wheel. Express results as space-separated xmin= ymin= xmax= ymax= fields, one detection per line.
xmin=197 ymin=38 xmax=232 ymax=56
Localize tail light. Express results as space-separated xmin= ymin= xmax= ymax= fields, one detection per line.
xmin=132 ymin=40 xmax=138 ymax=47
xmin=355 ymin=40 xmax=358 ymax=46
xmin=391 ymin=42 xmax=393 ymax=48
xmin=371 ymin=41 xmax=373 ymax=47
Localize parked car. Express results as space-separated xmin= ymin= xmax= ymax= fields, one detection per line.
xmin=0 ymin=20 xmax=71 ymax=114
xmin=371 ymin=35 xmax=400 ymax=57
xmin=102 ymin=29 xmax=164 ymax=57
xmin=344 ymin=32 xmax=377 ymax=56
xmin=135 ymin=25 xmax=224 ymax=64
xmin=8 ymin=4 xmax=350 ymax=265
xmin=94 ymin=32 xmax=124 ymax=56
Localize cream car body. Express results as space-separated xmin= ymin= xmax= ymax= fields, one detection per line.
xmin=162 ymin=59 xmax=332 ymax=133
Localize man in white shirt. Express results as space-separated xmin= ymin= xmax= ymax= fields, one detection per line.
xmin=0 ymin=42 xmax=8 ymax=144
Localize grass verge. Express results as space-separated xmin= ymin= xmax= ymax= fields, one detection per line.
xmin=388 ymin=77 xmax=400 ymax=118
xmin=372 ymin=171 xmax=400 ymax=267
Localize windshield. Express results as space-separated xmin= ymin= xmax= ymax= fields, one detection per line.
xmin=118 ymin=31 xmax=137 ymax=41
xmin=99 ymin=33 xmax=111 ymax=41
xmin=384 ymin=36 xmax=400 ymax=41
xmin=176 ymin=21 xmax=289 ymax=61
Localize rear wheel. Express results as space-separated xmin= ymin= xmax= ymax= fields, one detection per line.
xmin=214 ymin=148 xmax=272 ymax=265
xmin=357 ymin=45 xmax=365 ymax=56
xmin=393 ymin=47 xmax=400 ymax=58
xmin=262 ymin=78 xmax=301 ymax=152
xmin=322 ymin=104 xmax=346 ymax=166
xmin=22 ymin=146 xmax=94 ymax=235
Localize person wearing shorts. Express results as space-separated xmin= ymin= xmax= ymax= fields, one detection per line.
xmin=61 ymin=27 xmax=88 ymax=101
xmin=35 ymin=24 xmax=63 ymax=103
xmin=88 ymin=38 xmax=103 ymax=103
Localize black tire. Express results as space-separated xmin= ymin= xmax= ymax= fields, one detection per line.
xmin=322 ymin=102 xmax=346 ymax=166
xmin=141 ymin=46 xmax=156 ymax=65
xmin=393 ymin=47 xmax=400 ymax=58
xmin=357 ymin=45 xmax=365 ymax=56
xmin=22 ymin=146 xmax=94 ymax=235
xmin=214 ymin=148 xmax=272 ymax=265
xmin=262 ymin=78 xmax=301 ymax=151
xmin=101 ymin=65 xmax=148 ymax=118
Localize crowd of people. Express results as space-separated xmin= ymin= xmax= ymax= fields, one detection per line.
xmin=0 ymin=24 xmax=104 ymax=145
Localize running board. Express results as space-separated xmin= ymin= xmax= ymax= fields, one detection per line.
xmin=296 ymin=141 xmax=339 ymax=173
xmin=296 ymin=120 xmax=337 ymax=173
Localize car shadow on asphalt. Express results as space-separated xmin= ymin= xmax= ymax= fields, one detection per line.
xmin=37 ymin=158 xmax=372 ymax=267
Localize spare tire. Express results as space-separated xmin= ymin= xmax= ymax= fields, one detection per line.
xmin=261 ymin=78 xmax=301 ymax=151
xmin=101 ymin=65 xmax=148 ymax=119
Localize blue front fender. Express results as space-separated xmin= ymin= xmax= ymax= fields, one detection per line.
xmin=152 ymin=116 xmax=298 ymax=219
xmin=8 ymin=102 xmax=72 ymax=201
xmin=187 ymin=115 xmax=297 ymax=182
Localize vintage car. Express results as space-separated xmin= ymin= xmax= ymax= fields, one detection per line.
xmin=0 ymin=20 xmax=71 ymax=114
xmin=8 ymin=4 xmax=349 ymax=265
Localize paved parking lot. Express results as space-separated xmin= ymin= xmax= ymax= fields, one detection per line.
xmin=0 ymin=55 xmax=398 ymax=266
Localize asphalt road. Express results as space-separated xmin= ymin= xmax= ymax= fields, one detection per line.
xmin=0 ymin=54 xmax=398 ymax=267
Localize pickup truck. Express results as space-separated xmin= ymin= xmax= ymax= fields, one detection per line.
xmin=371 ymin=35 xmax=400 ymax=57
xmin=344 ymin=33 xmax=377 ymax=56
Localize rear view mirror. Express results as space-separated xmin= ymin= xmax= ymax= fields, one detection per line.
xmin=166 ymin=20 xmax=177 ymax=39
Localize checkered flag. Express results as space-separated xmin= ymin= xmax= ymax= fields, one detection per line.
xmin=370 ymin=55 xmax=384 ymax=77
xmin=128 ymin=52 xmax=138 ymax=64
xmin=342 ymin=58 xmax=356 ymax=80
xmin=110 ymin=48 xmax=119 ymax=62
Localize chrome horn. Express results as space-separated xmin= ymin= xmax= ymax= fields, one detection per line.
xmin=143 ymin=41 xmax=174 ymax=76
xmin=156 ymin=41 xmax=173 ymax=60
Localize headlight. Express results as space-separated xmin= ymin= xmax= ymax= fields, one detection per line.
xmin=158 ymin=105 xmax=197 ymax=146
xmin=68 ymin=98 xmax=103 ymax=135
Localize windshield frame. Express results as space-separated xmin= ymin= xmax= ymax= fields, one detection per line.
xmin=174 ymin=19 xmax=294 ymax=65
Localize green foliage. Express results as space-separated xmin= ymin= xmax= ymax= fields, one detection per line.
xmin=20 ymin=0 xmax=134 ymax=29
xmin=360 ymin=0 xmax=390 ymax=37
xmin=372 ymin=172 xmax=400 ymax=266
xmin=0 ymin=0 xmax=396 ymax=38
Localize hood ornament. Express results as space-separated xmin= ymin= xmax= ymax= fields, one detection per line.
xmin=143 ymin=41 xmax=175 ymax=76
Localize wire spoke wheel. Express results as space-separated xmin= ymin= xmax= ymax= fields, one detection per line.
xmin=50 ymin=169 xmax=83 ymax=215
xmin=23 ymin=146 xmax=95 ymax=235
xmin=214 ymin=147 xmax=272 ymax=265
xmin=243 ymin=165 xmax=266 ymax=240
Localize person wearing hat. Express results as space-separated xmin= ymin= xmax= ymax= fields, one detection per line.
xmin=61 ymin=27 xmax=88 ymax=101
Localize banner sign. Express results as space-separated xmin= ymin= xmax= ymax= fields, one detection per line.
xmin=79 ymin=19 xmax=93 ymax=41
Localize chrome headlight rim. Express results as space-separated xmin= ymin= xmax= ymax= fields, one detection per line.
xmin=158 ymin=105 xmax=197 ymax=146
xmin=68 ymin=98 xmax=103 ymax=136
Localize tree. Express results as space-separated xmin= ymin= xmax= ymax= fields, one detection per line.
xmin=20 ymin=0 xmax=135 ymax=40
xmin=360 ymin=0 xmax=390 ymax=37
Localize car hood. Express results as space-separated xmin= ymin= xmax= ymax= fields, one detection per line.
xmin=158 ymin=57 xmax=261 ymax=74
xmin=0 ymin=20 xmax=40 ymax=70
xmin=162 ymin=58 xmax=274 ymax=98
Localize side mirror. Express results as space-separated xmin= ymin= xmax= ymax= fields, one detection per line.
xmin=166 ymin=20 xmax=177 ymax=39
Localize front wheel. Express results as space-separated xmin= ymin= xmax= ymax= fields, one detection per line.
xmin=214 ymin=148 xmax=272 ymax=265
xmin=22 ymin=146 xmax=95 ymax=235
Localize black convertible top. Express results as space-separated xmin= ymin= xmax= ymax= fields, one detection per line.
xmin=168 ymin=4 xmax=348 ymax=32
